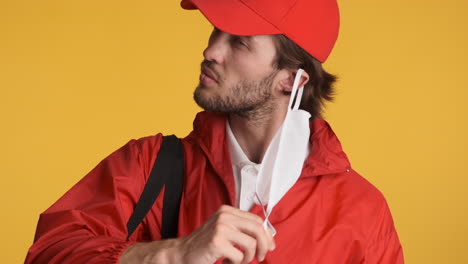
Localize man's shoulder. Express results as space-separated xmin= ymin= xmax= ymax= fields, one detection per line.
xmin=320 ymin=168 xmax=389 ymax=212
xmin=352 ymin=168 xmax=388 ymax=199
xmin=130 ymin=133 xmax=164 ymax=154
xmin=342 ymin=169 xmax=385 ymax=197
xmin=311 ymin=169 xmax=395 ymax=239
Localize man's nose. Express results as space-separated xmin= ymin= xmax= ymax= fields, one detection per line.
xmin=203 ymin=31 xmax=228 ymax=64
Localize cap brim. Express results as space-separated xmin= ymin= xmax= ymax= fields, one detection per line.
xmin=181 ymin=0 xmax=280 ymax=36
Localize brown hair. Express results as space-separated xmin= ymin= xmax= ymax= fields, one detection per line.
xmin=272 ymin=35 xmax=338 ymax=120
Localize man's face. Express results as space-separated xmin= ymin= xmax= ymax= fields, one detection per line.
xmin=194 ymin=28 xmax=281 ymax=118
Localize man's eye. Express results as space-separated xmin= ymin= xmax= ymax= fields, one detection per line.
xmin=232 ymin=37 xmax=248 ymax=48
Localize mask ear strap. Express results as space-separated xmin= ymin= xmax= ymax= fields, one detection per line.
xmin=287 ymin=68 xmax=305 ymax=111
xmin=255 ymin=192 xmax=277 ymax=237
xmin=293 ymin=85 xmax=304 ymax=111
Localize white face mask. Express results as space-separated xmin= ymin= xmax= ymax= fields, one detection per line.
xmin=255 ymin=68 xmax=311 ymax=236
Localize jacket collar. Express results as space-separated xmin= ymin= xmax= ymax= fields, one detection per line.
xmin=189 ymin=111 xmax=351 ymax=179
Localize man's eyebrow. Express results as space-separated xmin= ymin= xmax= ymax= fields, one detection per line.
xmin=213 ymin=27 xmax=256 ymax=44
xmin=237 ymin=35 xmax=255 ymax=43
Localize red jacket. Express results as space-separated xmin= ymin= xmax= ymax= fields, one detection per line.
xmin=26 ymin=111 xmax=404 ymax=263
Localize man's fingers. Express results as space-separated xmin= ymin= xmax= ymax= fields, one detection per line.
xmin=218 ymin=205 xmax=264 ymax=224
xmin=215 ymin=237 xmax=244 ymax=264
xmin=234 ymin=220 xmax=272 ymax=261
xmin=216 ymin=206 xmax=275 ymax=261
xmin=222 ymin=226 xmax=257 ymax=264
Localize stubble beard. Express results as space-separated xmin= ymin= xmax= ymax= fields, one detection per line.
xmin=194 ymin=70 xmax=278 ymax=121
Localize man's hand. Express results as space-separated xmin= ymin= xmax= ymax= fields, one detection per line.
xmin=178 ymin=205 xmax=276 ymax=264
xmin=119 ymin=205 xmax=276 ymax=264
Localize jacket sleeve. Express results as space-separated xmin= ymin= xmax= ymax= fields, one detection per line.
xmin=25 ymin=135 xmax=163 ymax=264
xmin=364 ymin=198 xmax=405 ymax=263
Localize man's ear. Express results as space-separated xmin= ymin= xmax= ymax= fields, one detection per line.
xmin=278 ymin=69 xmax=310 ymax=93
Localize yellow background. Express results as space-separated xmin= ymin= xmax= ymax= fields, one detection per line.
xmin=1 ymin=0 xmax=467 ymax=263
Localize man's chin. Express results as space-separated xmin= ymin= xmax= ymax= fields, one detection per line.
xmin=193 ymin=86 xmax=213 ymax=110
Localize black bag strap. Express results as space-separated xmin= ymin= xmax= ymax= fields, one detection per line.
xmin=126 ymin=135 xmax=184 ymax=240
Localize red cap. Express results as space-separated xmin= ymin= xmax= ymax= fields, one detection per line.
xmin=181 ymin=0 xmax=340 ymax=63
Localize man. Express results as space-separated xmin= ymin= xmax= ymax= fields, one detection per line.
xmin=26 ymin=0 xmax=404 ymax=263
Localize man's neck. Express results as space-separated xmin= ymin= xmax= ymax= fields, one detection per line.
xmin=227 ymin=105 xmax=287 ymax=164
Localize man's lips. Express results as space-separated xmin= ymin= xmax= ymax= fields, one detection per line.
xmin=201 ymin=66 xmax=219 ymax=83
